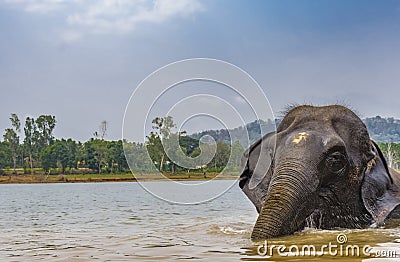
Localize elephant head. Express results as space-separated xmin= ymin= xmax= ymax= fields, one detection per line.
xmin=239 ymin=105 xmax=400 ymax=239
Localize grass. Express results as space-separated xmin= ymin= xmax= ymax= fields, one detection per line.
xmin=0 ymin=171 xmax=239 ymax=184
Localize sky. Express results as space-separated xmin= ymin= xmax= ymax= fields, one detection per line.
xmin=1 ymin=0 xmax=400 ymax=142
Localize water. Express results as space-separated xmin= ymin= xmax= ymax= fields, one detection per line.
xmin=0 ymin=181 xmax=399 ymax=261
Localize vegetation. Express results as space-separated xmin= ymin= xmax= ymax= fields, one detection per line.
xmin=364 ymin=116 xmax=400 ymax=143
xmin=3 ymin=113 xmax=20 ymax=173
xmin=1 ymin=113 xmax=399 ymax=181
xmin=0 ymin=114 xmax=245 ymax=178
xmin=0 ymin=114 xmax=134 ymax=176
xmin=375 ymin=142 xmax=400 ymax=170
xmin=143 ymin=116 xmax=244 ymax=173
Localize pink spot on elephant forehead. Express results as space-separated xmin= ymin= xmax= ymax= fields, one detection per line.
xmin=292 ymin=132 xmax=309 ymax=144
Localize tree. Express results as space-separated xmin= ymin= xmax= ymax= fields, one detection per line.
xmin=106 ymin=140 xmax=128 ymax=173
xmin=3 ymin=113 xmax=21 ymax=173
xmin=40 ymin=139 xmax=78 ymax=173
xmin=146 ymin=116 xmax=176 ymax=171
xmin=179 ymin=135 xmax=199 ymax=155
xmin=146 ymin=133 xmax=165 ymax=171
xmin=230 ymin=140 xmax=245 ymax=169
xmin=94 ymin=139 xmax=107 ymax=174
xmin=94 ymin=120 xmax=107 ymax=140
xmin=90 ymin=121 xmax=109 ymax=174
xmin=190 ymin=147 xmax=201 ymax=158
xmin=385 ymin=142 xmax=400 ymax=169
xmin=387 ymin=143 xmax=396 ymax=169
xmin=100 ymin=120 xmax=107 ymax=139
xmin=0 ymin=141 xmax=11 ymax=169
xmin=87 ymin=139 xmax=107 ymax=174
xmin=36 ymin=115 xmax=56 ymax=151
xmin=163 ymin=133 xmax=192 ymax=173
xmin=83 ymin=140 xmax=97 ymax=171
xmin=124 ymin=141 xmax=153 ymax=172
xmin=24 ymin=117 xmax=37 ymax=174
xmin=20 ymin=115 xmax=57 ymax=174
xmin=208 ymin=142 xmax=230 ymax=170
xmin=376 ymin=142 xmax=400 ymax=170
xmin=40 ymin=146 xmax=56 ymax=172
xmin=56 ymin=139 xmax=77 ymax=173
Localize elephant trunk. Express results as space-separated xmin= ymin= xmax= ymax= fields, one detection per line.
xmin=251 ymin=159 xmax=318 ymax=239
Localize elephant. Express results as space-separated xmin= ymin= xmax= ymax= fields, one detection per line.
xmin=239 ymin=105 xmax=400 ymax=240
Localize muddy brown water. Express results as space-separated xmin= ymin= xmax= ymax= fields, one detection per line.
xmin=0 ymin=181 xmax=399 ymax=261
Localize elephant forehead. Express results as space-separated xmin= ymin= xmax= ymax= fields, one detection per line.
xmin=291 ymin=132 xmax=309 ymax=144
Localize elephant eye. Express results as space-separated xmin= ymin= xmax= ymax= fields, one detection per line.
xmin=325 ymin=152 xmax=347 ymax=174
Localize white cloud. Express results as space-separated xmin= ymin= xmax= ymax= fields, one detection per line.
xmin=2 ymin=0 xmax=204 ymax=40
xmin=2 ymin=0 xmax=74 ymax=13
xmin=66 ymin=0 xmax=204 ymax=34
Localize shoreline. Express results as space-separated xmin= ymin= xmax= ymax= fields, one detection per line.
xmin=0 ymin=173 xmax=239 ymax=185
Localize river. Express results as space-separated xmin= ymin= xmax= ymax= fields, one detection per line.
xmin=0 ymin=181 xmax=399 ymax=261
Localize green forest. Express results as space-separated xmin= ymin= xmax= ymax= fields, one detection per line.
xmin=364 ymin=116 xmax=400 ymax=142
xmin=0 ymin=114 xmax=130 ymax=175
xmin=1 ymin=114 xmax=399 ymax=176
xmin=0 ymin=114 xmax=244 ymax=176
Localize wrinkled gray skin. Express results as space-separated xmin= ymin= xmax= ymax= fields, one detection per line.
xmin=239 ymin=105 xmax=400 ymax=240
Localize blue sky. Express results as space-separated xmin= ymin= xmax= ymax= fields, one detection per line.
xmin=1 ymin=0 xmax=400 ymax=141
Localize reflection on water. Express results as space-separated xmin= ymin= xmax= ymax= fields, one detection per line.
xmin=0 ymin=181 xmax=399 ymax=261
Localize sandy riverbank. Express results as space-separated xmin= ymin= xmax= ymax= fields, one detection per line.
xmin=0 ymin=172 xmax=239 ymax=184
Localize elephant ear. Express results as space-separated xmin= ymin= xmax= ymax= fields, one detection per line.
xmin=361 ymin=141 xmax=400 ymax=225
xmin=239 ymin=132 xmax=276 ymax=213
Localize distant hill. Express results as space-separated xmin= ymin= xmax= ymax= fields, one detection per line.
xmin=190 ymin=119 xmax=278 ymax=148
xmin=190 ymin=116 xmax=400 ymax=146
xmin=364 ymin=116 xmax=400 ymax=143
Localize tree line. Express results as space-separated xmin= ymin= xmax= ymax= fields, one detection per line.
xmin=0 ymin=114 xmax=245 ymax=175
xmin=141 ymin=116 xmax=245 ymax=173
xmin=365 ymin=116 xmax=400 ymax=143
xmin=0 ymin=115 xmax=132 ymax=175
xmin=3 ymin=113 xmax=396 ymax=176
